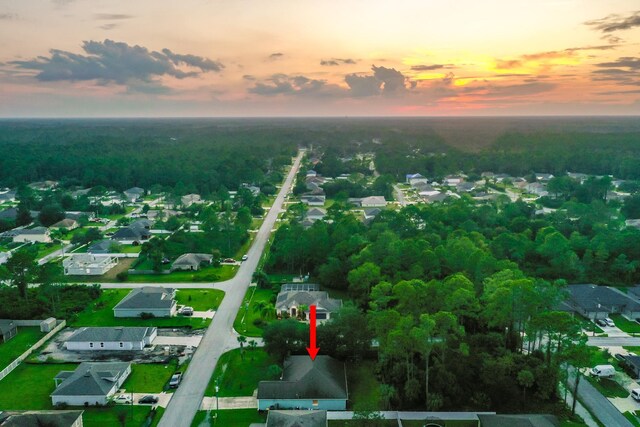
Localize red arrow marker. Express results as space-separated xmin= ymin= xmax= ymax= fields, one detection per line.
xmin=306 ymin=305 xmax=320 ymax=361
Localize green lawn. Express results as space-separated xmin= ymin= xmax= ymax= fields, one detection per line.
xmin=70 ymin=289 xmax=211 ymax=329
xmin=624 ymin=347 xmax=640 ymax=354
xmin=0 ymin=363 xmax=75 ymax=409
xmin=586 ymin=376 xmax=629 ymax=398
xmin=347 ymin=360 xmax=382 ymax=411
xmin=624 ymin=411 xmax=640 ymax=427
xmin=588 ymin=347 xmax=621 ymax=370
xmin=127 ymin=265 xmax=238 ymax=283
xmin=82 ymin=406 xmax=158 ymax=427
xmin=0 ymin=327 xmax=45 ymax=369
xmin=233 ymin=287 xmax=277 ymax=337
xmin=575 ymin=316 xmax=605 ymax=334
xmin=191 ymin=409 xmax=266 ymax=427
xmin=176 ymin=289 xmax=224 ymax=311
xmin=122 ymin=361 xmax=179 ymax=393
xmin=205 ymin=348 xmax=278 ymax=397
xmin=35 ymin=243 xmax=63 ymax=259
xmin=611 ymin=314 xmax=640 ymax=334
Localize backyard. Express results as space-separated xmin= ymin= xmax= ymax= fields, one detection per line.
xmin=0 ymin=326 xmax=45 ymax=369
xmin=70 ymin=289 xmax=211 ymax=329
xmin=0 ymin=363 xmax=75 ymax=409
xmin=233 ymin=286 xmax=277 ymax=337
xmin=347 ymin=360 xmax=383 ymax=411
xmin=205 ymin=348 xmax=278 ymax=397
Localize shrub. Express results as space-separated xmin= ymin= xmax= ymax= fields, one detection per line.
xmin=116 ymin=271 xmax=128 ymax=282
xmin=140 ymin=312 xmax=155 ymax=319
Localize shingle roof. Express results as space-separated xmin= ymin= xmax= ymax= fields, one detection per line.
xmin=172 ymin=253 xmax=213 ymax=268
xmin=258 ymin=356 xmax=347 ymax=400
xmin=88 ymin=240 xmax=113 ymax=253
xmin=17 ymin=227 xmax=48 ymax=235
xmin=266 ymin=410 xmax=327 ymax=427
xmin=566 ymin=284 xmax=640 ymax=312
xmin=276 ymin=290 xmax=342 ymax=313
xmin=66 ymin=327 xmax=155 ymax=343
xmin=51 ymin=362 xmax=130 ymax=397
xmin=111 ymin=227 xmax=144 ymax=240
xmin=50 ymin=218 xmax=78 ymax=228
xmin=0 ymin=319 xmax=16 ymax=336
xmin=0 ymin=410 xmax=84 ymax=427
xmin=114 ymin=287 xmax=175 ymax=311
xmin=360 ymin=196 xmax=386 ymax=205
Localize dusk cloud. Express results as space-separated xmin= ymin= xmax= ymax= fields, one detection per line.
xmin=248 ymin=74 xmax=341 ymax=97
xmin=345 ymin=65 xmax=414 ymax=97
xmin=320 ymin=58 xmax=357 ymax=66
xmin=585 ymin=11 xmax=640 ymax=33
xmin=11 ymin=39 xmax=224 ymax=92
xmin=410 ymin=64 xmax=454 ymax=71
xmin=268 ymin=53 xmax=284 ymax=61
xmin=93 ymin=13 xmax=135 ymax=20
xmin=592 ymin=56 xmax=640 ymax=85
xmin=495 ymin=45 xmax=619 ymax=70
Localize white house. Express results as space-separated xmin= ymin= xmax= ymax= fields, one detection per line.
xmin=51 ymin=362 xmax=131 ymax=406
xmin=13 ymin=227 xmax=51 ymax=243
xmin=64 ymin=327 xmax=157 ymax=351
xmin=63 ymin=254 xmax=118 ymax=276
xmin=113 ymin=287 xmax=177 ymax=318
xmin=181 ymin=194 xmax=202 ymax=207
xmin=123 ymin=187 xmax=144 ymax=203
xmin=360 ymin=196 xmax=387 ymax=208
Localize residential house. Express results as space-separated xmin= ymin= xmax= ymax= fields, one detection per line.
xmin=306 ymin=170 xmax=318 ymax=178
xmin=0 ymin=208 xmax=17 ymax=222
xmin=276 ymin=284 xmax=342 ymax=321
xmin=305 ymin=208 xmax=326 ymax=223
xmin=181 ymin=194 xmax=202 ymax=207
xmin=123 ymin=187 xmax=145 ymax=203
xmin=421 ymin=192 xmax=448 ymax=204
xmin=111 ymin=219 xmax=152 ymax=245
xmin=257 ymin=355 xmax=348 ymax=410
xmin=0 ymin=319 xmax=17 ymax=343
xmin=412 ymin=182 xmax=435 ymax=193
xmin=444 ymin=176 xmax=464 ymax=186
xmin=477 ymin=414 xmax=559 ymax=427
xmin=63 ymin=254 xmax=117 ymax=276
xmin=29 ymin=180 xmax=58 ymax=191
xmin=50 ymin=218 xmax=79 ymax=231
xmin=13 ymin=227 xmax=51 ymax=243
xmin=301 ymin=194 xmax=326 ymax=206
xmin=525 ymin=182 xmax=548 ymax=197
xmin=70 ymin=188 xmax=92 ymax=198
xmin=0 ymin=189 xmax=16 ymax=203
xmin=560 ymin=284 xmax=640 ymax=320
xmin=64 ymin=327 xmax=157 ymax=351
xmin=51 ymin=362 xmax=131 ymax=406
xmin=363 ymin=208 xmax=381 ymax=224
xmin=567 ymin=172 xmax=589 ymax=183
xmin=266 ymin=410 xmax=327 ymax=427
xmin=87 ymin=240 xmax=117 ymax=254
xmin=360 ymin=196 xmax=387 ymax=208
xmin=171 ymin=253 xmax=213 ymax=271
xmin=406 ymin=173 xmax=428 ymax=186
xmin=113 ymin=286 xmax=177 ymax=318
xmin=494 ymin=173 xmax=513 ymax=183
xmin=456 ymin=182 xmax=476 ymax=193
xmin=535 ymin=173 xmax=554 ymax=182
xmin=0 ymin=410 xmax=84 ymax=427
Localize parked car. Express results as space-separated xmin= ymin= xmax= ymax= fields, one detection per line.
xmin=169 ymin=372 xmax=182 ymax=388
xmin=591 ymin=364 xmax=615 ymax=378
xmin=596 ymin=319 xmax=607 ymax=327
xmin=223 ymin=258 xmax=235 ymax=263
xmin=180 ymin=306 xmax=194 ymax=316
xmin=241 ymin=255 xmax=248 ymax=261
xmin=604 ymin=318 xmax=615 ymax=327
xmin=138 ymin=395 xmax=159 ymax=404
xmin=113 ymin=395 xmax=132 ymax=404
xmin=162 ymin=257 xmax=170 ymax=264
xmin=632 ymin=389 xmax=640 ymax=402
xmin=615 ymin=353 xmax=627 ymax=362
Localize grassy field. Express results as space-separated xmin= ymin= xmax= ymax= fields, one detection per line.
xmin=35 ymin=242 xmax=63 ymax=259
xmin=624 ymin=347 xmax=640 ymax=354
xmin=0 ymin=327 xmax=45 ymax=369
xmin=191 ymin=409 xmax=266 ymax=427
xmin=624 ymin=411 xmax=640 ymax=427
xmin=205 ymin=348 xmax=278 ymax=397
xmin=70 ymin=289 xmax=211 ymax=329
xmin=586 ymin=376 xmax=629 ymax=398
xmin=127 ymin=264 xmax=238 ymax=283
xmin=233 ymin=287 xmax=277 ymax=337
xmin=0 ymin=363 xmax=74 ymax=409
xmin=176 ymin=289 xmax=225 ymax=311
xmin=611 ymin=314 xmax=640 ymax=334
xmin=122 ymin=361 xmax=178 ymax=393
xmin=347 ymin=360 xmax=382 ymax=411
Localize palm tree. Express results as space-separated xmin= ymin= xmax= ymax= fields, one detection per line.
xmin=237 ymin=335 xmax=247 ymax=360
xmin=254 ymin=300 xmax=276 ymax=320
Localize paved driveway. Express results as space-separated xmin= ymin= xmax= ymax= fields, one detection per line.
xmin=157 ymin=151 xmax=303 ymax=427
xmin=153 ymin=336 xmax=202 ymax=347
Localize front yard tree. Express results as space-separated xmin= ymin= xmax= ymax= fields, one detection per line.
xmin=6 ymin=248 xmax=38 ymax=299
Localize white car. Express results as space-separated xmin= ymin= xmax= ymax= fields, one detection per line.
xmin=113 ymin=394 xmax=132 ymax=404
xmin=604 ymin=318 xmax=615 ymax=327
xmin=180 ymin=306 xmax=194 ymax=316
xmin=241 ymin=255 xmax=248 ymax=261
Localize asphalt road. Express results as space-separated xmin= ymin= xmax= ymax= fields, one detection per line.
xmin=158 ymin=151 xmax=303 ymax=427
xmin=588 ymin=337 xmax=640 ymax=347
xmin=567 ymin=367 xmax=634 ymax=427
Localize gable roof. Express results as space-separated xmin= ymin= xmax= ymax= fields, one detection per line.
xmin=565 ymin=284 xmax=640 ymax=312
xmin=17 ymin=227 xmax=48 ymax=235
xmin=114 ymin=287 xmax=175 ymax=311
xmin=66 ymin=327 xmax=156 ymax=343
xmin=111 ymin=227 xmax=143 ymax=240
xmin=51 ymin=362 xmax=130 ymax=397
xmin=0 ymin=410 xmax=84 ymax=427
xmin=360 ymin=196 xmax=386 ymax=205
xmin=124 ymin=187 xmax=144 ymax=196
xmin=172 ymin=253 xmax=213 ymax=268
xmin=258 ymin=355 xmax=347 ymax=400
xmin=266 ymin=410 xmax=327 ymax=427
xmin=88 ymin=240 xmax=113 ymax=253
xmin=50 ymin=218 xmax=78 ymax=229
xmin=276 ymin=290 xmax=342 ymax=313
xmin=306 ymin=208 xmax=326 ymax=217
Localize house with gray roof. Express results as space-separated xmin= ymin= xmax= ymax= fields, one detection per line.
xmin=181 ymin=193 xmax=202 ymax=207
xmin=257 ymin=355 xmax=348 ymax=411
xmin=50 ymin=218 xmax=79 ymax=230
xmin=276 ymin=284 xmax=342 ymax=321
xmin=51 ymin=362 xmax=131 ymax=406
xmin=305 ymin=208 xmax=326 ymax=223
xmin=0 ymin=208 xmax=17 ymax=222
xmin=113 ymin=287 xmax=176 ymax=318
xmin=123 ymin=187 xmax=145 ymax=203
xmin=0 ymin=320 xmax=17 ymax=343
xmin=171 ymin=253 xmax=213 ymax=272
xmin=363 ymin=208 xmax=381 ymax=224
xmin=64 ymin=327 xmax=157 ymax=351
xmin=111 ymin=220 xmax=152 ymax=244
xmin=360 ymin=196 xmax=387 ymax=208
xmin=0 ymin=410 xmax=83 ymax=427
xmin=301 ymin=194 xmax=326 ymax=206
xmin=87 ymin=240 xmax=117 ymax=254
xmin=13 ymin=227 xmax=51 ymax=243
xmin=561 ymin=284 xmax=640 ymax=320
xmin=478 ymin=414 xmax=559 ymax=427
xmin=266 ymin=410 xmax=327 ymax=427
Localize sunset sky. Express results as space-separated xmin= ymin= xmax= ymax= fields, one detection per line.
xmin=1 ymin=0 xmax=639 ymax=117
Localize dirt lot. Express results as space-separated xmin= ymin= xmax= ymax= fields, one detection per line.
xmin=35 ymin=327 xmax=201 ymax=363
